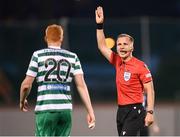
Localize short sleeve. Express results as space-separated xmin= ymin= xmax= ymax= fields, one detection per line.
xmin=109 ymin=52 xmax=122 ymax=67
xmin=139 ymin=63 xmax=152 ymax=84
xmin=73 ymin=54 xmax=83 ymax=75
xmin=26 ymin=52 xmax=38 ymax=77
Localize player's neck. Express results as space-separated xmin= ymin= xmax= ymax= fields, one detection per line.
xmin=47 ymin=42 xmax=61 ymax=48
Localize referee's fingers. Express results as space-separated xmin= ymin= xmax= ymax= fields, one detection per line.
xmin=145 ymin=121 xmax=153 ymax=126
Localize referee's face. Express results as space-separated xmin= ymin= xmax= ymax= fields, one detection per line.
xmin=116 ymin=37 xmax=133 ymax=59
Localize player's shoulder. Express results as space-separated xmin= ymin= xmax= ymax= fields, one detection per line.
xmin=60 ymin=49 xmax=77 ymax=57
xmin=33 ymin=49 xmax=46 ymax=54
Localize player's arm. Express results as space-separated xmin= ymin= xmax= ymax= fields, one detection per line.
xmin=144 ymin=81 xmax=155 ymax=126
xmin=74 ymin=74 xmax=95 ymax=129
xmin=20 ymin=75 xmax=35 ymax=112
xmin=96 ymin=6 xmax=112 ymax=62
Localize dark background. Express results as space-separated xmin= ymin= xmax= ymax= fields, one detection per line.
xmin=1 ymin=0 xmax=180 ymax=20
xmin=1 ymin=0 xmax=180 ymax=106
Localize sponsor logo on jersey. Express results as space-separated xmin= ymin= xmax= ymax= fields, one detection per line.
xmin=47 ymin=84 xmax=70 ymax=91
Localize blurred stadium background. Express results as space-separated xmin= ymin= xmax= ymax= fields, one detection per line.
xmin=1 ymin=0 xmax=180 ymax=136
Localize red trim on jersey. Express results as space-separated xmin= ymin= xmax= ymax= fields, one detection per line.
xmin=110 ymin=52 xmax=152 ymax=105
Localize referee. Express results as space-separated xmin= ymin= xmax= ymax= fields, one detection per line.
xmin=95 ymin=7 xmax=155 ymax=136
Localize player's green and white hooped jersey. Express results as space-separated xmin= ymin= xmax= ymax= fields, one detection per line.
xmin=26 ymin=47 xmax=83 ymax=113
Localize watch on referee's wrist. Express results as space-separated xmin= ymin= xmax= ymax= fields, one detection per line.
xmin=147 ymin=110 xmax=154 ymax=114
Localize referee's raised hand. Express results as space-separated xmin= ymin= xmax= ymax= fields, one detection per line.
xmin=95 ymin=6 xmax=104 ymax=24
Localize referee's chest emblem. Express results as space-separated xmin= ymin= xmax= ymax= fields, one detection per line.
xmin=124 ymin=72 xmax=131 ymax=81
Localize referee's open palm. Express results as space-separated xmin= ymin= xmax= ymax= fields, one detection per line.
xmin=95 ymin=6 xmax=104 ymax=24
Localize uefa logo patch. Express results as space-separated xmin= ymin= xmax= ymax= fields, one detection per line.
xmin=124 ymin=72 xmax=131 ymax=81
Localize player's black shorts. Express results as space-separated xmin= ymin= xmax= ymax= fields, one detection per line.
xmin=116 ymin=103 xmax=146 ymax=136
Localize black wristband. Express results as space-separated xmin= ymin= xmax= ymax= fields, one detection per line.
xmin=97 ymin=23 xmax=104 ymax=30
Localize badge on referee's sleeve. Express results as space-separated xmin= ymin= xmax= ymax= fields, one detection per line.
xmin=124 ymin=72 xmax=131 ymax=81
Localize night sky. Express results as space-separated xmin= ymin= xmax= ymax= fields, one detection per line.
xmin=1 ymin=0 xmax=180 ymax=20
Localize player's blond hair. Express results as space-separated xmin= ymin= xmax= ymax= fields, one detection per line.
xmin=45 ymin=24 xmax=63 ymax=43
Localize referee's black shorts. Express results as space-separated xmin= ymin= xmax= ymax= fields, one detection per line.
xmin=116 ymin=103 xmax=146 ymax=136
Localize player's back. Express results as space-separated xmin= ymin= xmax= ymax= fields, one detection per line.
xmin=27 ymin=47 xmax=83 ymax=113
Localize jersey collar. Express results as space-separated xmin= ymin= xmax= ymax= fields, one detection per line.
xmin=123 ymin=56 xmax=134 ymax=64
xmin=48 ymin=45 xmax=61 ymax=49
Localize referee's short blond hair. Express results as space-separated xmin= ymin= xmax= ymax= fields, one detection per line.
xmin=117 ymin=33 xmax=134 ymax=44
